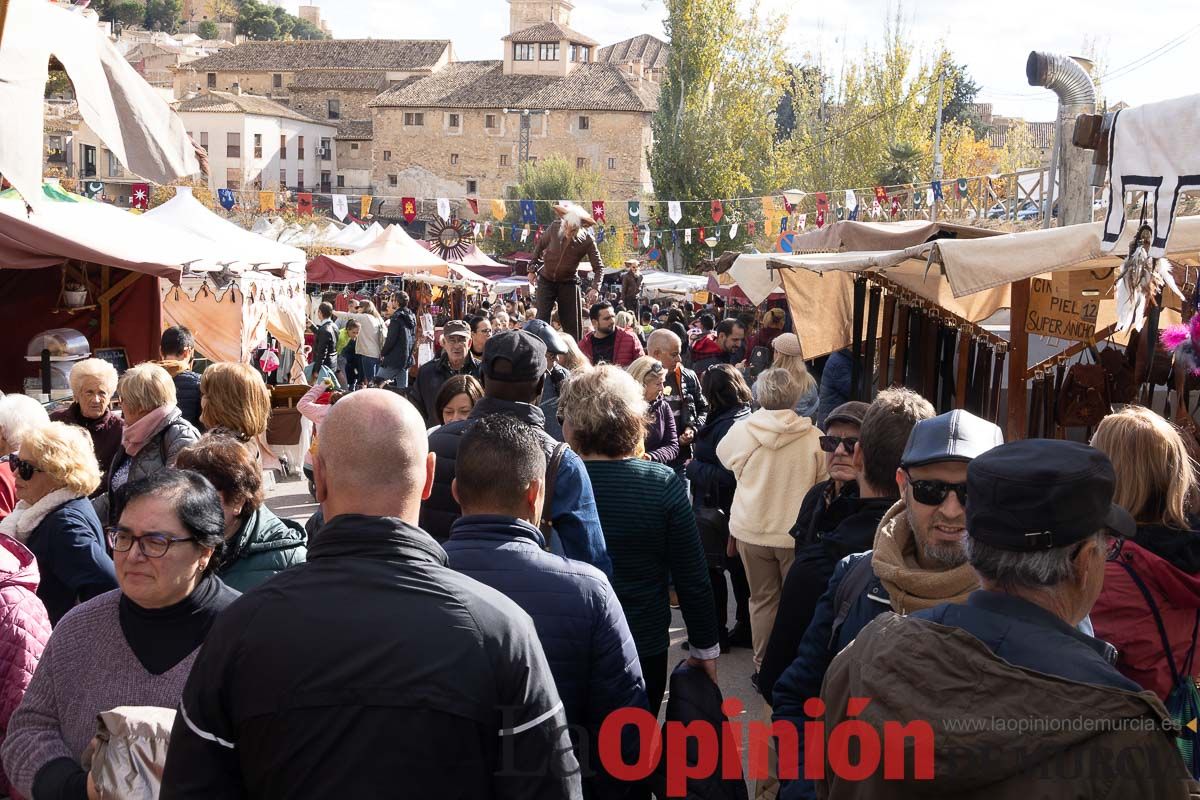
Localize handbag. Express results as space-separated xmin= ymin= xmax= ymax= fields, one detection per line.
xmin=1057 ymin=349 xmax=1111 ymax=428
xmin=693 ymin=492 xmax=730 ymax=569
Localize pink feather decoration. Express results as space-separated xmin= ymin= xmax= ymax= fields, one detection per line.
xmin=1162 ymin=315 xmax=1200 ymax=375
xmin=1161 ymin=325 xmax=1192 ymax=350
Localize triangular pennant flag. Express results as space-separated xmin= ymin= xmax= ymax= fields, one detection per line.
xmin=360 ymin=195 xmax=372 ymax=218
xmin=491 ymin=198 xmax=507 ymax=219
xmin=626 ymin=201 xmax=640 ymax=223
xmin=520 ymin=200 xmax=536 ymax=223
xmin=711 ymin=199 xmax=723 ymax=223
xmin=484 ymin=222 xmax=493 ymax=236
xmin=511 ymin=224 xmax=520 ymax=242
xmin=874 ymin=186 xmax=888 ymax=204
xmin=672 ymin=230 xmax=679 ymax=245
xmin=592 ymin=200 xmax=606 ymax=222
xmin=931 ymin=180 xmax=944 ymax=201
xmin=836 ymin=204 xmax=845 ymax=221
xmin=797 ymin=213 xmax=806 ymax=231
xmin=472 ymin=222 xmax=480 ymax=236
xmin=641 ymin=227 xmax=650 ymax=248
xmin=747 ymin=220 xmax=756 ymax=236
xmin=849 ymin=203 xmax=859 ymax=221
xmin=401 ymin=197 xmax=418 ymax=223
xmin=258 ymin=191 xmax=276 ymax=212
xmin=536 ymin=225 xmax=545 ymax=240
xmin=890 ymin=197 xmax=901 ymax=217
xmin=437 ymin=197 xmax=451 ymax=222
xmin=844 ymin=189 xmax=858 ymax=214
xmin=130 ymin=183 xmax=150 ymax=209
xmin=668 ymin=200 xmax=681 ymax=224
xmin=521 ymin=224 xmax=530 ymax=243
xmin=728 ymin=222 xmax=738 ymax=239
xmin=913 ymin=189 xmax=924 ymax=209
xmin=956 ymin=178 xmax=968 ymax=198
xmin=331 ymin=194 xmax=348 ymax=220
xmin=467 ymin=197 xmax=479 ymax=216
xmin=815 ymin=192 xmax=829 ymax=212
xmin=782 ymin=195 xmax=794 ymax=215
xmin=816 ymin=209 xmax=826 ymax=228
xmin=684 ymin=228 xmax=692 ymax=244
xmin=217 ymin=188 xmax=236 ymax=210
xmin=596 ymin=227 xmax=605 ymax=243
xmin=872 ymin=199 xmax=882 ymax=219
xmin=297 ymin=192 xmax=313 ymax=215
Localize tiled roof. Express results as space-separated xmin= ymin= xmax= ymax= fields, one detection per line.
xmin=502 ymin=22 xmax=598 ymax=47
xmin=180 ymin=39 xmax=449 ymax=72
xmin=596 ymin=34 xmax=669 ymax=69
xmin=988 ymin=120 xmax=1055 ymax=149
xmin=368 ymin=60 xmax=655 ymax=112
xmin=289 ymin=71 xmax=390 ymax=91
xmin=336 ymin=119 xmax=373 ymax=140
xmin=175 ymin=91 xmax=329 ymax=125
xmin=44 ymin=115 xmax=79 ymax=133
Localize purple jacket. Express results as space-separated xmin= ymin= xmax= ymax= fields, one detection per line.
xmin=644 ymin=397 xmax=679 ymax=464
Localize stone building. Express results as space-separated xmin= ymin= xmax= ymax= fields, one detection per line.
xmin=334 ymin=120 xmax=374 ymax=193
xmin=596 ymin=34 xmax=670 ymax=84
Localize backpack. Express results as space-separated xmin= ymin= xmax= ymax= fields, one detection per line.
xmin=829 ymin=555 xmax=877 ymax=647
xmin=1115 ymin=555 xmax=1200 ymax=778
xmin=1057 ymin=351 xmax=1111 ymax=428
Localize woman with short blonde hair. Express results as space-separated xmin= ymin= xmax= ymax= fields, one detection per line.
xmin=759 ymin=333 xmax=818 ymax=421
xmin=52 ymin=359 xmax=123 ymax=495
xmin=0 ymin=421 xmax=115 ymax=623
xmin=94 ymin=363 xmax=198 ymax=527
xmin=1091 ymin=406 xmax=1200 ymax=703
xmin=557 ymin=333 xmax=591 ymax=373
xmin=626 ymin=356 xmax=678 ymax=463
xmin=200 ymin=362 xmax=271 ymax=441
xmin=558 ymin=365 xmax=719 ymax=715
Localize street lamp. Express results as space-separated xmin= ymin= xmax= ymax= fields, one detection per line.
xmin=502 ymin=107 xmax=550 ymax=164
xmin=704 ymin=235 xmax=718 ymax=261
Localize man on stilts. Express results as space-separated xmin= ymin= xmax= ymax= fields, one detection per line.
xmin=528 ymin=203 xmax=604 ymax=341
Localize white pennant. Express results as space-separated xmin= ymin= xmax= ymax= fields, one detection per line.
xmin=729 ymin=223 xmax=738 ymax=239
xmin=521 ymin=224 xmax=530 ymax=243
xmin=798 ymin=213 xmax=807 ymax=230
xmin=684 ymin=228 xmax=692 ymax=244
xmin=844 ymin=189 xmax=858 ymax=213
xmin=331 ymin=194 xmax=348 ymax=221
xmin=642 ymin=227 xmax=650 ymax=248
xmin=436 ymin=197 xmax=451 ymax=221
xmin=668 ymin=200 xmax=682 ymax=224
xmin=472 ymin=222 xmax=480 ymax=236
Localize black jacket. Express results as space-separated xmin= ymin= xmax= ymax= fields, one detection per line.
xmin=757 ymin=496 xmax=894 ymax=704
xmin=664 ymin=366 xmax=706 ymax=469
xmin=379 ymin=308 xmax=416 ymax=371
xmin=408 ymin=352 xmax=481 ymax=426
xmin=312 ymin=319 xmax=338 ymax=374
xmin=172 ymin=370 xmax=203 ymax=430
xmin=788 ymin=479 xmax=859 ymax=552
xmin=684 ymin=404 xmax=750 ymax=514
xmin=160 ymin=514 xmax=579 ymax=800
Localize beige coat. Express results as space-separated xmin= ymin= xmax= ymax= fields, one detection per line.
xmin=716 ymin=408 xmax=827 ymax=549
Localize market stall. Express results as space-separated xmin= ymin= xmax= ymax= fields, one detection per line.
xmin=307 ymin=225 xmax=449 ymax=283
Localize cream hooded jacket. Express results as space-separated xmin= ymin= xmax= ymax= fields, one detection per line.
xmin=716 ymin=408 xmax=828 ymax=549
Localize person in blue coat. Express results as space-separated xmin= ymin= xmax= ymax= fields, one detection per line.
xmin=0 ymin=422 xmax=116 ymax=624
xmin=815 ymin=348 xmax=853 ymax=428
xmin=444 ymin=414 xmax=645 ymax=797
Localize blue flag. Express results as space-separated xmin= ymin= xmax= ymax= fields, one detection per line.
xmin=218 ymin=188 xmax=236 ymax=210
xmin=931 ymin=180 xmax=944 ymax=201
xmin=510 ymin=224 xmax=520 ymax=243
xmin=520 ymin=200 xmax=536 ymax=223
xmin=780 ymin=216 xmax=788 ymax=233
xmin=596 ymin=227 xmax=606 ymax=243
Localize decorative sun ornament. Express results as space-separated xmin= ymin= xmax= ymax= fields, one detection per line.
xmin=427 ymin=218 xmax=474 ymax=261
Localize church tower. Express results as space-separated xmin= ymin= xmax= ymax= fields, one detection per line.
xmin=508 ymin=0 xmax=575 ymax=33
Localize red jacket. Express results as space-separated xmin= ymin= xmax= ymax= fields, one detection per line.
xmin=0 ymin=463 xmax=14 ymax=522
xmin=1091 ymin=531 xmax=1200 ymax=701
xmin=580 ymin=327 xmax=644 ymax=368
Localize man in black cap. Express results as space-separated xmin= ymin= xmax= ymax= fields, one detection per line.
xmin=768 ymin=409 xmax=1002 ymax=800
xmin=522 ymin=319 xmax=571 ymax=442
xmin=811 ymin=440 xmax=1194 ymax=799
xmin=408 ymin=319 xmax=481 ymax=426
xmin=422 ymin=330 xmax=611 ymax=577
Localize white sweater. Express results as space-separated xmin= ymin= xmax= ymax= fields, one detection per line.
xmin=336 ymin=311 xmax=386 ymax=358
xmin=716 ymin=408 xmax=828 ymax=549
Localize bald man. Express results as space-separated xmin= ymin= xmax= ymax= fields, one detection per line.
xmin=161 ymin=390 xmax=580 ymax=799
xmin=647 ymin=328 xmax=707 ymax=470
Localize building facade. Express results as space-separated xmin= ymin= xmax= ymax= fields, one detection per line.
xmin=176 ymin=90 xmax=339 ymax=192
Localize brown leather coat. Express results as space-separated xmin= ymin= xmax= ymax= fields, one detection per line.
xmin=529 ymin=219 xmax=604 ymax=288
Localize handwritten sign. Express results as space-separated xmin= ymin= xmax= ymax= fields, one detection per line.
xmin=1025 ymin=278 xmax=1098 ymax=342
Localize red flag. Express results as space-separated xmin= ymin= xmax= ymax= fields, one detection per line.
xmin=698 ymin=226 xmax=705 ymax=242
xmin=874 ymin=186 xmax=888 ymax=204
xmin=747 ymin=219 xmax=756 ymax=236
xmin=297 ymin=192 xmax=313 ymax=216
xmin=130 ymin=183 xmax=149 ymax=210
xmin=816 ymin=209 xmax=826 ymax=228
xmin=536 ymin=225 xmax=545 ymax=240
xmin=815 ymin=192 xmax=829 ymax=212
xmin=401 ymin=197 xmax=417 ymax=223
xmin=890 ymin=197 xmax=901 ymax=218
xmin=782 ymin=196 xmax=794 ymax=215
xmin=466 ymin=197 xmax=478 ymax=216
xmin=592 ymin=201 xmax=606 ymax=223
xmin=711 ymin=199 xmax=723 ymax=223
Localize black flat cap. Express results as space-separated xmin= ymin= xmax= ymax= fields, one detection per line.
xmin=901 ymin=410 xmax=1004 ymax=469
xmin=824 ymin=401 xmax=870 ymax=429
xmin=966 ymin=440 xmax=1136 ymax=551
xmin=483 ymin=329 xmax=548 ymax=383
xmin=523 ymin=318 xmax=567 ymax=355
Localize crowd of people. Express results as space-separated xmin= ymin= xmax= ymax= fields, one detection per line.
xmin=0 ymin=267 xmax=1196 ymax=798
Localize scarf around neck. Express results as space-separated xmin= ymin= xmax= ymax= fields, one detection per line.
xmin=0 ymin=487 xmax=83 ymax=542
xmin=122 ymin=406 xmax=175 ymax=457
xmin=870 ymin=499 xmax=977 ymax=614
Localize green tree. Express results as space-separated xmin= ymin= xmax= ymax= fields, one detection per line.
xmin=941 ymin=60 xmax=984 ymax=137
xmin=290 ymin=18 xmax=326 ymax=39
xmin=875 ymin=141 xmax=923 ymax=185
xmin=504 ymin=154 xmax=603 ymax=226
xmin=144 ymin=0 xmax=180 ymax=31
xmin=110 ymin=0 xmax=145 ymax=27
xmin=997 ymin=120 xmax=1041 ymax=173
xmin=45 ymin=70 xmax=72 ymax=99
xmin=197 ymin=19 xmax=219 ymax=39
xmin=271 ymin=6 xmax=295 ymax=38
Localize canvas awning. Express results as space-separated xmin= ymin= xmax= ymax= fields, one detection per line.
xmin=306 ymin=225 xmax=449 ymax=283
xmin=417 ymin=240 xmax=511 ymax=279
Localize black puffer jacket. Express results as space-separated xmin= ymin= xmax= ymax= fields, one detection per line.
xmin=379 ymin=308 xmax=416 ymax=372
xmin=684 ymin=404 xmax=750 ymax=513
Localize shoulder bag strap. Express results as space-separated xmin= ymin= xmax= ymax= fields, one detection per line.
xmin=539 ymin=443 xmax=568 ymax=551
xmin=1116 ymin=556 xmax=1184 ymax=686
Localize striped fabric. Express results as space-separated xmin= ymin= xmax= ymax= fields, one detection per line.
xmin=582 ymin=459 xmax=719 ymax=657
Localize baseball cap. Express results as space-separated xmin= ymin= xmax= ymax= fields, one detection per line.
xmin=483 ymin=329 xmax=548 ymax=383
xmin=823 ymin=401 xmax=870 ymax=429
xmin=523 ymin=318 xmax=567 ymax=355
xmin=901 ymin=410 xmax=1004 ymax=469
xmin=443 ymin=320 xmax=471 ymax=340
xmin=966 ymin=440 xmax=1136 ymax=551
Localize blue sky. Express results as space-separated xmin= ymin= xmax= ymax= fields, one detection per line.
xmin=284 ymin=0 xmax=1197 ymax=121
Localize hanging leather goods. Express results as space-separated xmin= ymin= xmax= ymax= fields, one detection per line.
xmin=1053 ymin=360 xmax=1068 ymax=438
xmin=920 ymin=310 xmax=940 ymax=403
xmin=850 ymin=277 xmax=868 ymax=400
xmin=1057 ymin=346 xmax=1111 ymax=429
xmin=938 ymin=323 xmax=957 ymax=413
xmin=955 ymin=329 xmax=972 ymax=410
xmin=989 ymin=345 xmax=1006 ymax=425
xmin=968 ymin=339 xmax=989 ymax=416
xmin=1028 ymin=370 xmax=1045 ymax=439
xmin=862 ymin=285 xmax=882 ymax=400
xmin=892 ymin=301 xmax=910 ymax=388
xmin=878 ymin=292 xmax=897 ymax=395
xmin=1042 ymin=369 xmax=1055 ymax=438
xmin=906 ymin=306 xmax=926 ymax=391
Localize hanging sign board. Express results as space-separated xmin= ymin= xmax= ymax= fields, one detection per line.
xmin=1025 ymin=277 xmax=1099 ymax=341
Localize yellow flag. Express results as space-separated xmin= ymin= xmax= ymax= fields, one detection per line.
xmin=360 ymin=195 xmax=372 ymax=218
xmin=491 ymin=199 xmax=507 ymax=220
xmin=258 ymin=191 xmax=276 ymax=212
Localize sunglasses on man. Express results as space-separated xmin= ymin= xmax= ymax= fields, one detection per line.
xmin=9 ymin=458 xmax=42 ymax=482
xmin=904 ymin=471 xmax=968 ymax=507
xmin=818 ymin=435 xmax=858 ymax=454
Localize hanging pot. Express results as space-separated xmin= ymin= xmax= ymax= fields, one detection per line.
xmin=64 ymin=288 xmax=88 ymax=308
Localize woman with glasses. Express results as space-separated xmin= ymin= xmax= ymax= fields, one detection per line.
xmin=0 ymin=422 xmax=115 ymax=624
xmin=93 ymin=363 xmax=199 ymax=529
xmin=1091 ymin=407 xmax=1200 ymax=702
xmin=0 ymin=395 xmax=50 ymax=522
xmin=2 ymin=469 xmax=237 ymax=800
xmin=626 ymin=356 xmax=679 ymax=464
xmin=716 ymin=368 xmax=827 ymax=676
xmin=789 ymin=401 xmax=870 ymax=552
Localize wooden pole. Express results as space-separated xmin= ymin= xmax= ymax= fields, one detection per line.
xmin=100 ymin=266 xmax=111 ymax=346
xmin=1008 ymin=279 xmax=1031 ymax=440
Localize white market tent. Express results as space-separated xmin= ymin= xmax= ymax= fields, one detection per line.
xmin=307 ymin=225 xmax=449 ymax=283
xmin=144 ymin=188 xmax=306 ymax=273
xmin=640 ymin=269 xmax=708 ymax=297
